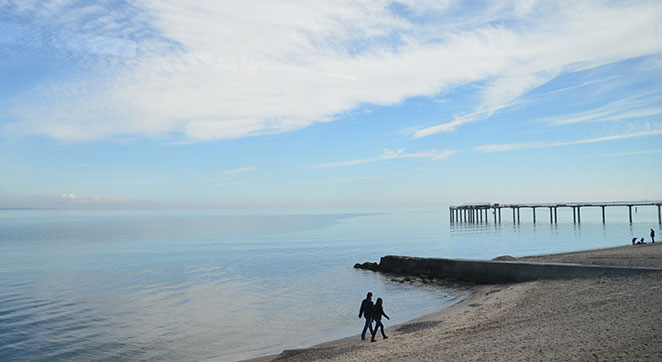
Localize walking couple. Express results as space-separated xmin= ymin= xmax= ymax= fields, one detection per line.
xmin=358 ymin=292 xmax=390 ymax=342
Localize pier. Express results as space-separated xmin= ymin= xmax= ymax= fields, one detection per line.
xmin=449 ymin=201 xmax=662 ymax=224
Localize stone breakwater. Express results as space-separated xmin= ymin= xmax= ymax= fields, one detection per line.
xmin=355 ymin=255 xmax=662 ymax=283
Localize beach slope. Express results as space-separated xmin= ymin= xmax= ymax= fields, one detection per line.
xmin=249 ymin=243 xmax=662 ymax=361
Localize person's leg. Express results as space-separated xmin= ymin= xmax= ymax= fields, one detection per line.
xmin=371 ymin=320 xmax=382 ymax=342
xmin=370 ymin=320 xmax=379 ymax=342
xmin=361 ymin=318 xmax=370 ymax=340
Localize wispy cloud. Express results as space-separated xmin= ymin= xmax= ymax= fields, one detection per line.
xmin=538 ymin=91 xmax=662 ymax=126
xmin=314 ymin=149 xmax=454 ymax=168
xmin=530 ymin=76 xmax=621 ymax=99
xmin=280 ymin=175 xmax=388 ymax=187
xmin=412 ymin=104 xmax=510 ymax=138
xmin=600 ymin=149 xmax=662 ymax=157
xmin=475 ymin=129 xmax=662 ymax=153
xmin=223 ymin=166 xmax=256 ymax=176
xmin=4 ymin=1 xmax=661 ymax=141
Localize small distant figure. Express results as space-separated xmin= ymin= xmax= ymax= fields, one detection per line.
xmin=358 ymin=292 xmax=374 ymax=340
xmin=370 ymin=297 xmax=390 ymax=342
xmin=632 ymin=237 xmax=637 ymax=245
xmin=640 ymin=237 xmax=646 ymax=244
xmin=651 ymin=228 xmax=656 ymax=243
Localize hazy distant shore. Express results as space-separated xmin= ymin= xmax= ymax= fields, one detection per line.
xmin=243 ymin=243 xmax=662 ymax=361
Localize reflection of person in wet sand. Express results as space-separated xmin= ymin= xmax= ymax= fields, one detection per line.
xmin=370 ymin=297 xmax=390 ymax=342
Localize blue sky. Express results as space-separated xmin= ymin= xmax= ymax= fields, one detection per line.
xmin=1 ymin=0 xmax=661 ymax=209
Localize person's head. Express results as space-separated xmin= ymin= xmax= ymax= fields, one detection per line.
xmin=375 ymin=297 xmax=382 ymax=307
xmin=367 ymin=292 xmax=372 ymax=300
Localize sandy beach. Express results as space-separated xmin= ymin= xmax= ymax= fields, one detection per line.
xmin=248 ymin=243 xmax=662 ymax=361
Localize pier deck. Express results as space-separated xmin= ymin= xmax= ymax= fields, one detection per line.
xmin=449 ymin=201 xmax=662 ymax=224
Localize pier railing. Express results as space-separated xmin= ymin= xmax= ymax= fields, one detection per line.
xmin=449 ymin=201 xmax=662 ymax=224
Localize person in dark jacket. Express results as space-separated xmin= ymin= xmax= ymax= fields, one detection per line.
xmin=358 ymin=292 xmax=374 ymax=340
xmin=651 ymin=228 xmax=656 ymax=243
xmin=370 ymin=297 xmax=390 ymax=342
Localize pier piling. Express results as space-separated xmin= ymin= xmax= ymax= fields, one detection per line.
xmin=512 ymin=208 xmax=516 ymax=223
xmin=601 ymin=206 xmax=605 ymax=224
xmin=572 ymin=207 xmax=576 ymax=223
xmin=549 ymin=207 xmax=553 ymax=223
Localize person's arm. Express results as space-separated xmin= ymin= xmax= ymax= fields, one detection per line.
xmin=358 ymin=301 xmax=364 ymax=319
xmin=384 ymin=311 xmax=390 ymax=320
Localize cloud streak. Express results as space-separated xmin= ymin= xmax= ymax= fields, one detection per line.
xmin=313 ymin=149 xmax=455 ymax=168
xmin=600 ymin=149 xmax=662 ymax=157
xmin=475 ymin=129 xmax=662 ymax=153
xmin=412 ymin=104 xmax=509 ymax=138
xmin=537 ymin=91 xmax=662 ymax=126
xmin=223 ymin=166 xmax=256 ymax=176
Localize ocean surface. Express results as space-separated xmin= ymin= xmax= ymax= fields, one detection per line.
xmin=1 ymin=207 xmax=660 ymax=361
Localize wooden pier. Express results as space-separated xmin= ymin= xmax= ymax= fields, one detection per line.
xmin=449 ymin=201 xmax=662 ymax=224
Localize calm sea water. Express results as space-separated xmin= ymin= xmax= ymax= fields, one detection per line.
xmin=1 ymin=207 xmax=660 ymax=361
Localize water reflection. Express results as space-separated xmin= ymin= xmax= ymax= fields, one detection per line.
xmin=1 ymin=209 xmax=660 ymax=361
xmin=0 ymin=210 xmax=462 ymax=362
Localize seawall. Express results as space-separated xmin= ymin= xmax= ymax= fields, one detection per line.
xmin=369 ymin=255 xmax=662 ymax=283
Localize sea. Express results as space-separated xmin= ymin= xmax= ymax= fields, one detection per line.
xmin=1 ymin=207 xmax=660 ymax=361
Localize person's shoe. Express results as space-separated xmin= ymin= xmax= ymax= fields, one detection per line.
xmin=383 ymin=335 xmax=388 ymax=339
xmin=370 ymin=337 xmax=376 ymax=342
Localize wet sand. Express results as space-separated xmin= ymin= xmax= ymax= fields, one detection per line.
xmin=246 ymin=243 xmax=662 ymax=361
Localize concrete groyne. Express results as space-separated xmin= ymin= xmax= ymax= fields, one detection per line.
xmin=355 ymin=255 xmax=662 ymax=283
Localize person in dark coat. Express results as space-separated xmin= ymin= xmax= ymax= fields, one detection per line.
xmin=358 ymin=292 xmax=374 ymax=340
xmin=651 ymin=228 xmax=656 ymax=243
xmin=370 ymin=297 xmax=390 ymax=342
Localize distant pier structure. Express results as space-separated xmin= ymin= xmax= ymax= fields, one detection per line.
xmin=449 ymin=201 xmax=662 ymax=224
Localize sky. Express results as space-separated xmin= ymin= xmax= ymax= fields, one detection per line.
xmin=0 ymin=0 xmax=661 ymax=209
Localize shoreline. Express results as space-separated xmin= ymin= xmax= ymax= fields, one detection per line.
xmin=244 ymin=282 xmax=489 ymax=362
xmin=243 ymin=243 xmax=662 ymax=361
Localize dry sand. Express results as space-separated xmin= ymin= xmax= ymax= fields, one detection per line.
xmin=248 ymin=243 xmax=662 ymax=362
